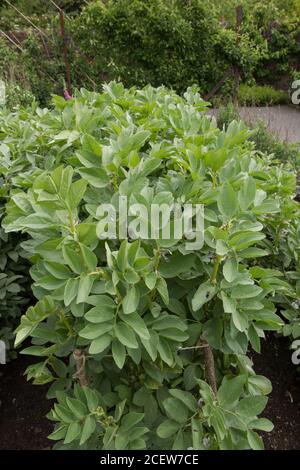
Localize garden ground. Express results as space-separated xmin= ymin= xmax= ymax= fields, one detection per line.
xmin=210 ymin=106 xmax=300 ymax=143
xmin=0 ymin=334 xmax=300 ymax=450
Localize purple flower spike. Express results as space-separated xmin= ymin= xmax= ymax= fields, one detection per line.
xmin=64 ymin=89 xmax=72 ymax=100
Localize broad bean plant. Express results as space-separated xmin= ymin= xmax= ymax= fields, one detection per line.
xmin=2 ymin=83 xmax=299 ymax=449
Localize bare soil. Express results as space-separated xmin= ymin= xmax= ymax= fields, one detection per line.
xmin=0 ymin=335 xmax=299 ymax=450
xmin=0 ymin=356 xmax=52 ymax=450
xmin=252 ymin=334 xmax=300 ymax=450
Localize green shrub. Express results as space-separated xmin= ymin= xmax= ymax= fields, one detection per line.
xmin=0 ymin=36 xmax=62 ymax=108
xmin=70 ymin=0 xmax=223 ymax=94
xmin=1 ymin=0 xmax=299 ymax=106
xmin=238 ymin=84 xmax=288 ymax=106
xmin=2 ymin=82 xmax=299 ymax=449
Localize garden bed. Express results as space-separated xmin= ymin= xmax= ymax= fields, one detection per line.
xmin=252 ymin=335 xmax=300 ymax=450
xmin=0 ymin=335 xmax=299 ymax=450
xmin=0 ymin=357 xmax=53 ymax=450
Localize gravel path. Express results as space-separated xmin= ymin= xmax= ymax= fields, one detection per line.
xmin=210 ymin=106 xmax=300 ymax=143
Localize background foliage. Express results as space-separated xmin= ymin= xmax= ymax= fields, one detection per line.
xmin=0 ymin=0 xmax=300 ymax=106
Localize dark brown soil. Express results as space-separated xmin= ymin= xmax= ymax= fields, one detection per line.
xmin=252 ymin=334 xmax=300 ymax=450
xmin=0 ymin=335 xmax=299 ymax=450
xmin=0 ymin=356 xmax=53 ymax=450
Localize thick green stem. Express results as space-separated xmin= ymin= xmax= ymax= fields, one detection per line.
xmin=211 ymin=254 xmax=222 ymax=285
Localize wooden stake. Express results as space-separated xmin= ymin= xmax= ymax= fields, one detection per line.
xmin=73 ymin=349 xmax=88 ymax=387
xmin=233 ymin=5 xmax=243 ymax=105
xmin=59 ymin=9 xmax=71 ymax=95
xmin=199 ymin=337 xmax=217 ymax=398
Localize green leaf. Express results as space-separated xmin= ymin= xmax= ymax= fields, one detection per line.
xmin=112 ymin=338 xmax=126 ymax=369
xmin=228 ymin=231 xmax=265 ymax=250
xmin=157 ymin=419 xmax=180 ymax=439
xmin=248 ymin=375 xmax=272 ymax=395
xmin=163 ymin=397 xmax=189 ymax=424
xmin=114 ymin=399 xmax=127 ymax=422
xmin=192 ymin=281 xmax=216 ymax=311
xmin=85 ymin=305 xmax=115 ymax=324
xmin=48 ymin=425 xmax=67 ymax=441
xmin=238 ymin=248 xmax=269 ymax=259
xmin=151 ymin=315 xmax=187 ymax=331
xmin=128 ymin=427 xmax=148 ymax=442
xmin=79 ymin=415 xmax=96 ymax=445
xmin=76 ymin=223 xmax=97 ymax=246
xmin=248 ymin=324 xmax=261 ymax=353
xmin=157 ymin=337 xmax=173 ymax=366
xmin=172 ymin=429 xmax=185 ymax=450
xmin=142 ymin=332 xmax=158 ymax=361
xmin=169 ymin=389 xmax=197 ymax=412
xmin=127 ymin=240 xmax=140 ymax=265
xmin=120 ymin=312 xmax=150 ymax=340
xmin=15 ymin=296 xmax=56 ymax=347
xmin=239 ymin=176 xmax=256 ymax=211
xmin=249 ymin=418 xmax=274 ymax=432
xmin=66 ymin=397 xmax=87 ymax=419
xmin=121 ymin=412 xmax=144 ymax=431
xmin=236 ymin=396 xmax=268 ymax=417
xmin=223 ymin=257 xmax=238 ymax=283
xmin=77 ymin=274 xmax=94 ymax=304
xmin=247 ymin=429 xmax=264 ymax=450
xmin=145 ymin=272 xmax=157 ymax=290
xmin=78 ymin=134 xmax=102 ymax=167
xmin=103 ymin=426 xmax=118 ymax=448
xmin=85 ymin=295 xmax=116 ymax=323
xmin=217 ymin=184 xmax=238 ymax=219
xmin=122 ymin=286 xmax=139 ymax=314
xmin=54 ymin=403 xmax=74 ymax=423
xmin=232 ymin=308 xmax=248 ymax=332
xmin=117 ymin=240 xmax=128 ymax=272
xmin=191 ymin=418 xmax=203 ymax=450
xmin=159 ymin=329 xmax=189 ymax=342
xmin=115 ymin=430 xmax=129 ymax=450
xmin=217 ymin=375 xmax=246 ymax=407
xmin=79 ymin=322 xmax=112 ymax=339
xmin=89 ymin=334 xmax=111 ymax=354
xmin=221 ymin=291 xmax=237 ymax=314
xmin=77 ymin=167 xmax=110 ymax=188
xmin=68 ymin=179 xmax=87 ymax=209
xmin=64 ymin=422 xmax=81 ymax=444
xmin=79 ymin=243 xmax=97 ymax=272
xmin=44 ymin=262 xmax=71 ymax=280
xmin=115 ymin=322 xmax=138 ymax=349
xmin=83 ymin=387 xmax=99 ymax=412
xmin=62 ymin=244 xmax=83 ymax=274
xmin=156 ymin=277 xmax=169 ymax=305
xmin=231 ymin=284 xmax=262 ymax=299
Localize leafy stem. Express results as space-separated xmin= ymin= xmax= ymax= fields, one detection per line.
xmin=211 ymin=254 xmax=222 ymax=285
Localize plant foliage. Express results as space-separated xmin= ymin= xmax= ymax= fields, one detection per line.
xmin=1 ymin=82 xmax=299 ymax=449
